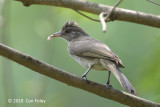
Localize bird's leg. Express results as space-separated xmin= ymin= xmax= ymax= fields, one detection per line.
xmin=105 ymin=71 xmax=112 ymax=87
xmin=82 ymin=65 xmax=92 ymax=80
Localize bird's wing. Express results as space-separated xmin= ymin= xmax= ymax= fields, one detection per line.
xmin=71 ymin=40 xmax=124 ymax=68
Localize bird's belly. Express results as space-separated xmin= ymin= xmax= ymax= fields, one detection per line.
xmin=92 ymin=64 xmax=106 ymax=71
xmin=71 ymin=55 xmax=105 ymax=71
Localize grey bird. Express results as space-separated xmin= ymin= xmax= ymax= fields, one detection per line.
xmin=48 ymin=21 xmax=137 ymax=95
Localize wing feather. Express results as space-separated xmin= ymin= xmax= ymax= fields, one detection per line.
xmin=69 ymin=39 xmax=124 ymax=68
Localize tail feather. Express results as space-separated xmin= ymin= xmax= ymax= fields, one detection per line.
xmin=100 ymin=59 xmax=137 ymax=95
xmin=112 ymin=67 xmax=137 ymax=95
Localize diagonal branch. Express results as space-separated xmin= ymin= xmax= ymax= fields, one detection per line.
xmin=147 ymin=0 xmax=160 ymax=6
xmin=15 ymin=0 xmax=160 ymax=28
xmin=0 ymin=43 xmax=160 ymax=107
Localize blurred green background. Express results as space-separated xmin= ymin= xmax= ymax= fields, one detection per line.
xmin=0 ymin=0 xmax=160 ymax=107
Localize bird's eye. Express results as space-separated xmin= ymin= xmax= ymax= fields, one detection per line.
xmin=65 ymin=30 xmax=70 ymax=34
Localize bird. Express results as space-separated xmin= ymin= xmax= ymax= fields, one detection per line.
xmin=47 ymin=20 xmax=137 ymax=95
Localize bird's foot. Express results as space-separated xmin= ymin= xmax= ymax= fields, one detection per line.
xmin=82 ymin=75 xmax=87 ymax=80
xmin=105 ymin=84 xmax=112 ymax=88
xmin=105 ymin=80 xmax=112 ymax=88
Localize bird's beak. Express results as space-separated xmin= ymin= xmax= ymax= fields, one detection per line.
xmin=47 ymin=31 xmax=62 ymax=40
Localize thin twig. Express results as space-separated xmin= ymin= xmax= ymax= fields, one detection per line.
xmin=60 ymin=0 xmax=109 ymax=23
xmin=74 ymin=0 xmax=123 ymax=32
xmin=73 ymin=9 xmax=100 ymax=22
xmin=59 ymin=0 xmax=99 ymax=22
xmin=99 ymin=0 xmax=123 ymax=32
xmin=59 ymin=0 xmax=101 ymax=22
xmin=147 ymin=0 xmax=160 ymax=6
xmin=73 ymin=10 xmax=111 ymax=23
xmin=104 ymin=0 xmax=123 ymax=21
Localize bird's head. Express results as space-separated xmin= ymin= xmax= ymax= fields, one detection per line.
xmin=48 ymin=21 xmax=88 ymax=42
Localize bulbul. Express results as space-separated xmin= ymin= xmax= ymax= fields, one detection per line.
xmin=48 ymin=21 xmax=137 ymax=95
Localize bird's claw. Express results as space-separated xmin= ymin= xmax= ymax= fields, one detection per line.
xmin=105 ymin=84 xmax=112 ymax=88
xmin=82 ymin=75 xmax=87 ymax=80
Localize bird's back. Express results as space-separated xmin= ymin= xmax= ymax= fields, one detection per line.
xmin=68 ymin=36 xmax=124 ymax=68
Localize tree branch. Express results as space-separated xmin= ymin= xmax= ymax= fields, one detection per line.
xmin=0 ymin=43 xmax=160 ymax=107
xmin=147 ymin=0 xmax=160 ymax=6
xmin=15 ymin=0 xmax=160 ymax=28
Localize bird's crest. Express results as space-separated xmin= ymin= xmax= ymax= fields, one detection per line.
xmin=61 ymin=20 xmax=79 ymax=30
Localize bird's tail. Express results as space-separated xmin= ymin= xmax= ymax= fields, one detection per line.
xmin=111 ymin=67 xmax=137 ymax=95
xmin=101 ymin=59 xmax=137 ymax=95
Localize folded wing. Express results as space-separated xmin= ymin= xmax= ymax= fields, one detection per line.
xmin=72 ymin=40 xmax=124 ymax=68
